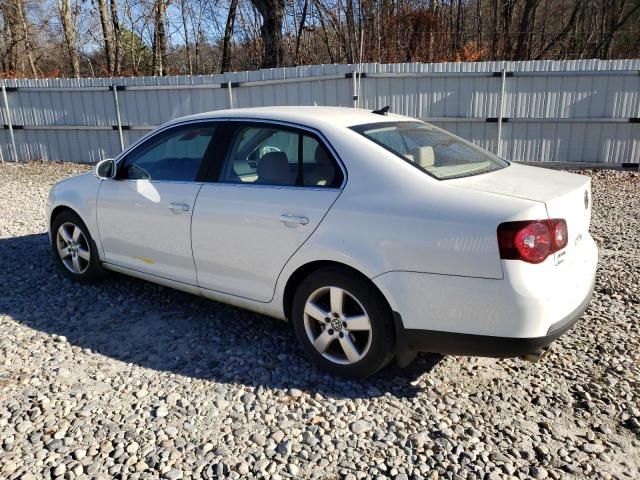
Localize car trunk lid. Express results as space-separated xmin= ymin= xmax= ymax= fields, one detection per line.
xmin=447 ymin=163 xmax=592 ymax=263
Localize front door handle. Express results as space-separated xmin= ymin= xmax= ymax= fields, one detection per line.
xmin=169 ymin=202 xmax=190 ymax=213
xmin=280 ymin=214 xmax=309 ymax=226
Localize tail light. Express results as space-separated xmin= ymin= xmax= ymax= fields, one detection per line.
xmin=497 ymin=219 xmax=568 ymax=264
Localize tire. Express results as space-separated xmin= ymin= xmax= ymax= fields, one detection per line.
xmin=291 ymin=267 xmax=395 ymax=379
xmin=51 ymin=210 xmax=105 ymax=283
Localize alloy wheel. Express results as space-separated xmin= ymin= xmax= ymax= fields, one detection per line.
xmin=303 ymin=286 xmax=373 ymax=365
xmin=56 ymin=222 xmax=91 ymax=274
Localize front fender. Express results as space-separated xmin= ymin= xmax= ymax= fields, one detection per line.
xmin=47 ymin=173 xmax=104 ymax=260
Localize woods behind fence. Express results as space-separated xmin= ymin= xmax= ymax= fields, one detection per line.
xmin=1 ymin=0 xmax=640 ymax=79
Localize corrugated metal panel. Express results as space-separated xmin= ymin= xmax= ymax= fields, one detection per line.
xmin=1 ymin=59 xmax=638 ymax=164
xmin=7 ymin=89 xmax=116 ymax=126
xmin=10 ymin=129 xmax=120 ymax=163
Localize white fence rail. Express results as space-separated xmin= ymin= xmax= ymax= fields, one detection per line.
xmin=1 ymin=59 xmax=639 ymax=164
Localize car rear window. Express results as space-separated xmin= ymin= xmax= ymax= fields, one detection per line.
xmin=351 ymin=121 xmax=508 ymax=180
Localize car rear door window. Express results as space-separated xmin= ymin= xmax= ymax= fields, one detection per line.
xmin=119 ymin=124 xmax=216 ymax=182
xmin=301 ymin=135 xmax=341 ymax=187
xmin=221 ymin=126 xmax=299 ymax=185
xmin=220 ymin=124 xmax=342 ymax=188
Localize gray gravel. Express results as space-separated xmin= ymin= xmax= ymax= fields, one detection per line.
xmin=1 ymin=161 xmax=639 ymax=480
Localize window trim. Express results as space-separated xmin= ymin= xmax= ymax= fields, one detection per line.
xmin=212 ymin=119 xmax=347 ymax=190
xmin=350 ymin=120 xmax=509 ymax=181
xmin=113 ymin=119 xmax=225 ymax=184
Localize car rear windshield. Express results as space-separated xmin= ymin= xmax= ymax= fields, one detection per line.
xmin=351 ymin=121 xmax=508 ymax=180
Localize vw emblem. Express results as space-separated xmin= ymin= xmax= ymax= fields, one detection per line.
xmin=584 ymin=190 xmax=589 ymax=210
xmin=331 ymin=317 xmax=343 ymax=331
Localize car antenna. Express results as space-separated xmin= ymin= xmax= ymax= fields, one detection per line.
xmin=372 ymin=105 xmax=390 ymax=116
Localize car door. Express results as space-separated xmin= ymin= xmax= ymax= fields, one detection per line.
xmin=97 ymin=122 xmax=219 ymax=285
xmin=191 ymin=121 xmax=345 ymax=302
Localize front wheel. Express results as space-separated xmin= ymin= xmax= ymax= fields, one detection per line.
xmin=51 ymin=210 xmax=105 ymax=283
xmin=292 ymin=268 xmax=395 ymax=379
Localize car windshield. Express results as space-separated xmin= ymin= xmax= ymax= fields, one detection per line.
xmin=352 ymin=121 xmax=508 ymax=180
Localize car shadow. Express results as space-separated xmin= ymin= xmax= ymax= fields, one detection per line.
xmin=0 ymin=233 xmax=442 ymax=399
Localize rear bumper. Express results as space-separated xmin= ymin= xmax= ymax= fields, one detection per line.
xmin=375 ymin=234 xmax=598 ymax=338
xmin=394 ymin=278 xmax=593 ymax=357
xmin=375 ymin=234 xmax=598 ymax=360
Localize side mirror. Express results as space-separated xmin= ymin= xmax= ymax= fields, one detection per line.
xmin=95 ymin=158 xmax=116 ymax=179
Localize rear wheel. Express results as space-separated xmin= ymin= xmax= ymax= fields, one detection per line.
xmin=51 ymin=210 xmax=105 ymax=283
xmin=292 ymin=267 xmax=395 ymax=379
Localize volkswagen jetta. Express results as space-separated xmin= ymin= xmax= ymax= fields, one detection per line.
xmin=47 ymin=107 xmax=598 ymax=378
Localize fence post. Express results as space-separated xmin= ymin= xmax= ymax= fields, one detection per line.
xmin=1 ymin=81 xmax=18 ymax=162
xmin=352 ymin=71 xmax=358 ymax=108
xmin=111 ymin=84 xmax=125 ymax=152
xmin=227 ymin=81 xmax=234 ymax=109
xmin=496 ymin=69 xmax=506 ymax=158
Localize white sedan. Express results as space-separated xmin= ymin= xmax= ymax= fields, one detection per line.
xmin=47 ymin=107 xmax=598 ymax=378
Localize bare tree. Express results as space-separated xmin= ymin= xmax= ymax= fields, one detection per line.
xmin=96 ymin=0 xmax=114 ymax=72
xmin=1 ymin=0 xmax=38 ymax=76
xmin=251 ymin=0 xmax=286 ymax=67
xmin=110 ymin=0 xmax=122 ymax=75
xmin=3 ymin=0 xmax=640 ymax=78
xmin=536 ymin=1 xmax=585 ymax=59
xmin=180 ymin=0 xmax=193 ymax=74
xmin=57 ymin=0 xmax=80 ymax=77
xmin=1 ymin=0 xmax=20 ymax=73
xmin=596 ymin=0 xmax=640 ymax=57
xmin=152 ymin=0 xmax=167 ymax=75
xmin=294 ymin=0 xmax=309 ymax=63
xmin=221 ymin=0 xmax=239 ymax=72
xmin=515 ymin=0 xmax=541 ymax=59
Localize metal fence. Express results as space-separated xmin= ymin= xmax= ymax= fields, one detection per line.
xmin=1 ymin=59 xmax=639 ymax=164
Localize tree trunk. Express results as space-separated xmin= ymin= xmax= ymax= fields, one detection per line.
xmin=345 ymin=0 xmax=356 ymax=62
xmin=97 ymin=0 xmax=114 ymax=73
xmin=314 ymin=0 xmax=335 ymax=63
xmin=1 ymin=0 xmax=37 ymax=76
xmin=490 ymin=0 xmax=499 ymax=58
xmin=221 ymin=0 xmax=240 ymax=73
xmin=110 ymin=0 xmax=121 ymax=75
xmin=501 ymin=0 xmax=515 ymax=57
xmin=454 ymin=0 xmax=464 ymax=54
xmin=251 ymin=0 xmax=286 ymax=68
xmin=294 ymin=0 xmax=309 ymax=64
xmin=58 ymin=0 xmax=80 ymax=77
xmin=514 ymin=0 xmax=540 ymax=59
xmin=598 ymin=0 xmax=640 ymax=58
xmin=1 ymin=0 xmax=19 ymax=73
xmin=536 ymin=1 xmax=584 ymax=59
xmin=180 ymin=0 xmax=193 ymax=75
xmin=476 ymin=0 xmax=482 ymax=57
xmin=152 ymin=0 xmax=167 ymax=76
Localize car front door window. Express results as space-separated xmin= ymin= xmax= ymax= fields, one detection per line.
xmin=120 ymin=125 xmax=216 ymax=182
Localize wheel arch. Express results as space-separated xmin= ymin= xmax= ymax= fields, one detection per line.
xmin=49 ymin=205 xmax=76 ymax=232
xmin=282 ymin=260 xmax=394 ymax=323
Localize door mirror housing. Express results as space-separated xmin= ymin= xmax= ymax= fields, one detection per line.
xmin=95 ymin=158 xmax=116 ymax=179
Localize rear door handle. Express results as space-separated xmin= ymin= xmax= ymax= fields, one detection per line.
xmin=280 ymin=214 xmax=309 ymax=226
xmin=169 ymin=202 xmax=190 ymax=213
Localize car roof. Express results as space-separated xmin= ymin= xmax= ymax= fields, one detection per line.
xmin=168 ymin=106 xmax=412 ymax=130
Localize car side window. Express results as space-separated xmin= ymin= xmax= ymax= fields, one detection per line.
xmin=221 ymin=126 xmax=299 ymax=186
xmin=119 ymin=125 xmax=216 ymax=182
xmin=220 ymin=125 xmax=342 ymax=188
xmin=301 ymin=135 xmax=342 ymax=187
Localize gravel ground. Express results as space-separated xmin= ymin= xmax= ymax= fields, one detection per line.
xmin=0 ymin=161 xmax=639 ymax=480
